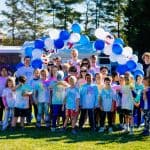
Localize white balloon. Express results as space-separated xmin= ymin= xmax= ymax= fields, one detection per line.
xmin=49 ymin=29 xmax=60 ymax=40
xmin=117 ymin=55 xmax=128 ymax=65
xmin=32 ymin=49 xmax=43 ymax=59
xmin=44 ymin=38 xmax=54 ymax=50
xmin=136 ymin=63 xmax=143 ymax=70
xmin=103 ymin=45 xmax=112 ymax=55
xmin=69 ymin=33 xmax=80 ymax=43
xmin=131 ymin=54 xmax=138 ymax=63
xmin=95 ymin=28 xmax=105 ymax=40
xmin=109 ymin=53 xmax=118 ymax=62
xmin=122 ymin=46 xmax=133 ymax=57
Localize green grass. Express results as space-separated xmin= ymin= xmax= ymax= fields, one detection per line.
xmin=0 ymin=124 xmax=150 ymax=150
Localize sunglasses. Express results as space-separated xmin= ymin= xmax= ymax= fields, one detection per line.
xmin=48 ymin=64 xmax=54 ymax=66
xmin=81 ymin=70 xmax=87 ymax=73
xmin=82 ymin=63 xmax=88 ymax=65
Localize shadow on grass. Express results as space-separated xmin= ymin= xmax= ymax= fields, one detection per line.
xmin=0 ymin=124 xmax=147 ymax=144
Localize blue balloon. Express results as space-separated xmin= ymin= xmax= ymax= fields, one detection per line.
xmin=59 ymin=30 xmax=70 ymax=40
xmin=94 ymin=39 xmax=105 ymax=51
xmin=41 ymin=36 xmax=49 ymax=41
xmin=112 ymin=43 xmax=123 ymax=55
xmin=116 ymin=64 xmax=129 ymax=75
xmin=16 ymin=62 xmax=24 ymax=70
xmin=71 ymin=23 xmax=81 ymax=33
xmin=24 ymin=47 xmax=33 ymax=57
xmin=134 ymin=70 xmax=144 ymax=77
xmin=31 ymin=59 xmax=43 ymax=69
xmin=126 ymin=60 xmax=137 ymax=71
xmin=34 ymin=39 xmax=44 ymax=49
xmin=79 ymin=35 xmax=90 ymax=45
xmin=114 ymin=38 xmax=124 ymax=46
xmin=54 ymin=39 xmax=64 ymax=49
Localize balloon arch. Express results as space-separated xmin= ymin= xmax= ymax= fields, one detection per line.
xmin=20 ymin=23 xmax=144 ymax=77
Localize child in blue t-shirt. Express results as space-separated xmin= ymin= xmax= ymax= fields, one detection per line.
xmin=99 ymin=77 xmax=115 ymax=133
xmin=51 ymin=71 xmax=69 ymax=132
xmin=62 ymin=76 xmax=80 ymax=134
xmin=11 ymin=76 xmax=32 ymax=130
xmin=30 ymin=69 xmax=41 ymax=121
xmin=133 ymin=75 xmax=144 ymax=127
xmin=35 ymin=69 xmax=51 ymax=128
xmin=79 ymin=73 xmax=99 ymax=131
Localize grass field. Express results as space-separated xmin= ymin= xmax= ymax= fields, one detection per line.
xmin=0 ymin=123 xmax=150 ymax=150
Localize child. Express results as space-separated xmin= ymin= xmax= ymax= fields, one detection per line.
xmin=79 ymin=73 xmax=99 ymax=131
xmin=116 ymin=75 xmax=125 ymax=129
xmin=11 ymin=76 xmax=32 ymax=130
xmin=140 ymin=77 xmax=150 ymax=136
xmin=35 ymin=69 xmax=51 ymax=128
xmin=2 ymin=77 xmax=16 ymax=130
xmin=62 ymin=76 xmax=80 ymax=134
xmin=51 ymin=71 xmax=69 ymax=132
xmin=30 ymin=69 xmax=41 ymax=121
xmin=94 ymin=73 xmax=103 ymax=129
xmin=111 ymin=71 xmax=120 ymax=125
xmin=133 ymin=75 xmax=144 ymax=128
xmin=120 ymin=76 xmax=135 ymax=134
xmin=98 ymin=77 xmax=115 ymax=133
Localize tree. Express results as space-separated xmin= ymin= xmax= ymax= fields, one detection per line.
xmin=19 ymin=0 xmax=49 ymax=40
xmin=1 ymin=0 xmax=22 ymax=45
xmin=100 ymin=0 xmax=128 ymax=37
xmin=46 ymin=0 xmax=83 ymax=29
xmin=125 ymin=0 xmax=150 ymax=57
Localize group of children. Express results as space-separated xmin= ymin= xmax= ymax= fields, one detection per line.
xmin=0 ymin=50 xmax=149 ymax=136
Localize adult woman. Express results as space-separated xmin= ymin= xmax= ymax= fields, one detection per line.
xmin=77 ymin=67 xmax=87 ymax=88
xmin=0 ymin=67 xmax=9 ymax=125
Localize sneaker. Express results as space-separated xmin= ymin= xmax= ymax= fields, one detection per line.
xmin=2 ymin=125 xmax=8 ymax=131
xmin=1 ymin=123 xmax=8 ymax=131
xmin=108 ymin=127 xmax=113 ymax=133
xmin=119 ymin=124 xmax=124 ymax=130
xmin=98 ymin=127 xmax=105 ymax=133
xmin=129 ymin=127 xmax=134 ymax=135
xmin=51 ymin=127 xmax=56 ymax=132
xmin=36 ymin=123 xmax=41 ymax=128
xmin=10 ymin=127 xmax=15 ymax=132
xmin=71 ymin=129 xmax=77 ymax=135
xmin=60 ymin=127 xmax=66 ymax=132
xmin=140 ymin=130 xmax=150 ymax=136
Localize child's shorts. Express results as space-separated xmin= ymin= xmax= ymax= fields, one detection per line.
xmin=117 ymin=106 xmax=123 ymax=114
xmin=66 ymin=109 xmax=78 ymax=118
xmin=122 ymin=109 xmax=133 ymax=116
xmin=14 ymin=107 xmax=28 ymax=117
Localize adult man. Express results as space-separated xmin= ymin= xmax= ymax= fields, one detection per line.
xmin=142 ymin=52 xmax=150 ymax=77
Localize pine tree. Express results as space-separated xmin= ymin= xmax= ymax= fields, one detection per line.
xmin=46 ymin=0 xmax=84 ymax=29
xmin=19 ymin=0 xmax=49 ymax=40
xmin=1 ymin=0 xmax=22 ymax=45
xmin=101 ymin=0 xmax=128 ymax=37
xmin=125 ymin=0 xmax=150 ymax=57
